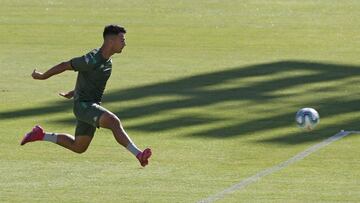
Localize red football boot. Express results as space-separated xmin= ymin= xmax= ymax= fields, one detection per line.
xmin=136 ymin=148 xmax=152 ymax=167
xmin=20 ymin=125 xmax=45 ymax=145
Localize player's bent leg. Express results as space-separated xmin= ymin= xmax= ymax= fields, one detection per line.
xmin=21 ymin=125 xmax=92 ymax=154
xmin=57 ymin=134 xmax=93 ymax=154
xmin=99 ymin=111 xmax=152 ymax=167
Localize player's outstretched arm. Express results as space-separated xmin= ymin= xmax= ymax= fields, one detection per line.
xmin=31 ymin=61 xmax=73 ymax=80
xmin=59 ymin=90 xmax=74 ymax=99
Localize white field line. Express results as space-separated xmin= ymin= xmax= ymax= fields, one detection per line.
xmin=198 ymin=130 xmax=356 ymax=203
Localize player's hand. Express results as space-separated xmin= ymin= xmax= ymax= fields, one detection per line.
xmin=31 ymin=69 xmax=45 ymax=80
xmin=59 ymin=91 xmax=74 ymax=99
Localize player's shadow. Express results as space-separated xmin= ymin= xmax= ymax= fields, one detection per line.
xmin=1 ymin=60 xmax=360 ymax=144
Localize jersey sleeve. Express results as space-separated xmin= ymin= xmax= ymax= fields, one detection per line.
xmin=70 ymin=53 xmax=94 ymax=72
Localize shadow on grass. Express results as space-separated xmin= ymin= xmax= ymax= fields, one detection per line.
xmin=1 ymin=60 xmax=359 ymax=144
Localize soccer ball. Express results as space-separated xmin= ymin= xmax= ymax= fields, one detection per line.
xmin=295 ymin=108 xmax=320 ymax=131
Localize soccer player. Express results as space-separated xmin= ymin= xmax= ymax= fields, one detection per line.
xmin=20 ymin=25 xmax=152 ymax=167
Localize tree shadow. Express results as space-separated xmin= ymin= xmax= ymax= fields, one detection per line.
xmin=2 ymin=60 xmax=360 ymax=144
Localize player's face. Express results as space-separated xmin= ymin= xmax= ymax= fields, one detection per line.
xmin=113 ymin=33 xmax=126 ymax=53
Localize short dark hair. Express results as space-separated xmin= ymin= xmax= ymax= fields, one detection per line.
xmin=103 ymin=24 xmax=126 ymax=39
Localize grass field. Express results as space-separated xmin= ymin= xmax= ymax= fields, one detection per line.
xmin=1 ymin=0 xmax=359 ymax=202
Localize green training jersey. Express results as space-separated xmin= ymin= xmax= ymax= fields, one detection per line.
xmin=71 ymin=48 xmax=112 ymax=102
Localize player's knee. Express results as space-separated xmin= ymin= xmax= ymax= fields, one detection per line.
xmin=107 ymin=113 xmax=121 ymax=128
xmin=74 ymin=145 xmax=88 ymax=154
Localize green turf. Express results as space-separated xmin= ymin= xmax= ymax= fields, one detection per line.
xmin=0 ymin=0 xmax=359 ymax=202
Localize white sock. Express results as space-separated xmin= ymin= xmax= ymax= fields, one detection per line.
xmin=43 ymin=133 xmax=58 ymax=143
xmin=126 ymin=142 xmax=141 ymax=156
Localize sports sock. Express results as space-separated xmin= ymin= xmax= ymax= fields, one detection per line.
xmin=43 ymin=133 xmax=58 ymax=143
xmin=126 ymin=142 xmax=141 ymax=156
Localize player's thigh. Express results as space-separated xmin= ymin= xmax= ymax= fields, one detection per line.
xmin=74 ymin=120 xmax=95 ymax=151
xmin=75 ymin=119 xmax=97 ymax=137
xmin=98 ymin=111 xmax=121 ymax=129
